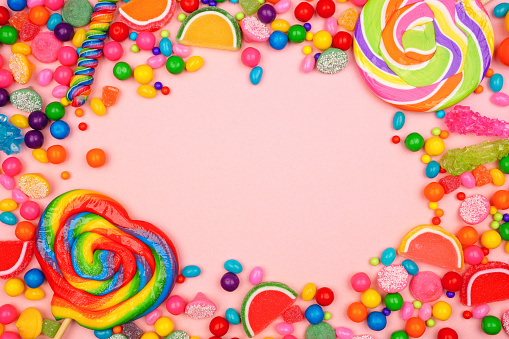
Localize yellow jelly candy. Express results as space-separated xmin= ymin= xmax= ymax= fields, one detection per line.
xmin=18 ymin=173 xmax=50 ymax=199
xmin=490 ymin=168 xmax=505 ymax=186
xmin=11 ymin=42 xmax=31 ymax=56
xmin=0 ymin=199 xmax=17 ymax=212
xmin=312 ymin=30 xmax=332 ymax=50
xmin=186 ymin=56 xmax=204 ymax=72
xmin=361 ymin=288 xmax=381 ymax=308
xmin=73 ymin=28 xmax=87 ymax=48
xmin=90 ymin=98 xmax=106 ymax=116
xmin=25 ymin=288 xmax=44 ymax=300
xmin=4 ymin=278 xmax=25 ymax=297
xmin=154 ymin=317 xmax=174 ymax=337
xmin=432 ymin=301 xmax=452 ymax=321
xmin=133 ymin=65 xmax=153 ymax=84
xmin=16 ymin=307 xmax=42 ymax=339
xmin=9 ymin=53 xmax=35 ymax=85
xmin=32 ymin=149 xmax=49 ymax=163
xmin=302 ymin=282 xmax=316 ymax=301
xmin=271 ymin=19 xmax=290 ymax=32
xmin=338 ymin=8 xmax=359 ymax=31
xmin=11 ymin=114 xmax=29 ymax=129
xmin=137 ymin=85 xmax=157 ymax=98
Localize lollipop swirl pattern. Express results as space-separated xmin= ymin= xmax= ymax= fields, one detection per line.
xmin=65 ymin=0 xmax=118 ymax=107
xmin=35 ymin=190 xmax=178 ymax=330
xmin=354 ymin=0 xmax=494 ymax=112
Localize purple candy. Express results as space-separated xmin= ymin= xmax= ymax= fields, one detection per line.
xmin=220 ymin=272 xmax=239 ymax=292
xmin=24 ymin=130 xmax=44 ymax=149
xmin=28 ymin=111 xmax=49 ymax=130
xmin=257 ymin=4 xmax=276 ymax=23
xmin=0 ymin=89 xmax=9 ymax=107
xmin=54 ymin=23 xmax=74 ymax=42
xmin=382 ymin=308 xmax=391 ymax=316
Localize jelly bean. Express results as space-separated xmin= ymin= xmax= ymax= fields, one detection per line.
xmin=90 ymin=98 xmax=106 ymax=116
xmin=271 ymin=19 xmax=290 ymax=32
xmin=380 ymin=247 xmax=396 ymax=266
xmin=400 ymin=302 xmax=414 ymax=320
xmin=94 ymin=329 xmax=113 ymax=339
xmin=137 ymin=85 xmax=157 ymax=98
xmin=425 ymin=160 xmax=440 ymax=179
xmin=25 ymin=287 xmax=44 ymax=300
xmin=72 ymin=28 xmax=86 ymax=48
xmin=392 ymin=111 xmax=405 ymax=130
xmin=185 ymin=56 xmax=203 ymax=72
xmin=12 ymin=189 xmax=28 ymax=203
xmin=27 ymin=0 xmax=44 ymax=7
xmin=182 ymin=265 xmax=201 ymax=278
xmin=46 ymin=13 xmax=62 ymax=31
xmin=418 ymin=303 xmax=431 ymax=321
xmin=225 ymin=308 xmax=240 ymax=325
xmin=0 ymin=212 xmax=17 ymax=225
xmin=159 ymin=38 xmax=173 ymax=57
xmin=147 ymin=55 xmax=166 ymax=69
xmin=302 ymin=283 xmax=317 ymax=301
xmin=460 ymin=171 xmax=476 ymax=189
xmin=494 ymin=2 xmax=509 ymax=17
xmin=401 ymin=259 xmax=419 ymax=275
xmin=37 ymin=69 xmax=53 ymax=86
xmin=250 ymin=66 xmax=263 ymax=85
xmin=275 ymin=0 xmax=290 ymax=13
xmin=166 ymin=295 xmax=186 ymax=315
xmin=472 ymin=304 xmax=490 ymax=319
xmin=275 ymin=323 xmax=294 ymax=335
xmin=249 ymin=266 xmax=263 ymax=285
xmin=491 ymin=92 xmax=509 ymax=107
xmin=145 ymin=309 xmax=161 ymax=325
xmin=0 ymin=174 xmax=15 ymax=190
xmin=224 ymin=259 xmax=243 ymax=274
xmin=32 ymin=149 xmax=48 ymax=163
xmin=301 ymin=55 xmax=315 ymax=73
xmin=52 ymin=85 xmax=69 ymax=98
xmin=335 ymin=327 xmax=353 ymax=339
xmin=11 ymin=42 xmax=30 ymax=56
xmin=10 ymin=115 xmax=28 ymax=129
xmin=490 ymin=168 xmax=505 ymax=186
xmin=489 ymin=73 xmax=503 ymax=92
xmin=173 ymin=44 xmax=191 ymax=58
xmin=324 ymin=17 xmax=338 ymax=35
xmin=0 ymin=199 xmax=17 ymax=212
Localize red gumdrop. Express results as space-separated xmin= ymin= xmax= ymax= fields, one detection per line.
xmin=209 ymin=316 xmax=229 ymax=337
xmin=294 ymin=2 xmax=314 ymax=22
xmin=20 ymin=21 xmax=40 ymax=42
xmin=441 ymin=271 xmax=462 ymax=292
xmin=316 ymin=0 xmax=335 ymax=18
xmin=332 ymin=31 xmax=352 ymax=51
xmin=315 ymin=287 xmax=334 ymax=306
xmin=437 ymin=327 xmax=458 ymax=339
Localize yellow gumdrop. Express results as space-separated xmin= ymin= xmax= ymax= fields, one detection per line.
xmin=302 ymin=282 xmax=316 ymax=301
xmin=154 ymin=317 xmax=174 ymax=337
xmin=16 ymin=307 xmax=42 ymax=339
xmin=0 ymin=199 xmax=17 ymax=212
xmin=137 ymin=85 xmax=157 ymax=98
xmin=10 ymin=114 xmax=29 ymax=128
xmin=133 ymin=65 xmax=153 ymax=84
xmin=481 ymin=230 xmax=502 ymax=249
xmin=361 ymin=288 xmax=381 ymax=308
xmin=432 ymin=301 xmax=452 ymax=321
xmin=424 ymin=137 xmax=445 ymax=156
xmin=25 ymin=287 xmax=44 ymax=300
xmin=32 ymin=149 xmax=48 ymax=163
xmin=11 ymin=42 xmax=31 ymax=56
xmin=4 ymin=278 xmax=25 ymax=297
xmin=90 ymin=97 xmax=106 ymax=116
xmin=271 ymin=19 xmax=290 ymax=32
xmin=312 ymin=30 xmax=332 ymax=50
xmin=140 ymin=332 xmax=159 ymax=339
xmin=185 ymin=56 xmax=204 ymax=72
xmin=490 ymin=168 xmax=505 ymax=186
xmin=73 ymin=28 xmax=87 ymax=48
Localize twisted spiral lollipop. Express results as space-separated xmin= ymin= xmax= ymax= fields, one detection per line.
xmin=35 ymin=190 xmax=179 ymax=330
xmin=65 ymin=0 xmax=118 ymax=107
xmin=354 ymin=0 xmax=494 ymax=112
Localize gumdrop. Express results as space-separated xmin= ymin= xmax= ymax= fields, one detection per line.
xmin=472 ymin=165 xmax=492 ymax=186
xmin=101 ymin=86 xmax=120 ymax=107
xmin=20 ymin=21 xmax=40 ymax=42
xmin=240 ymin=0 xmax=260 ymax=15
xmin=305 ymin=322 xmax=336 ymax=339
xmin=283 ymin=305 xmax=303 ymax=323
xmin=9 ymin=11 xmax=29 ymax=31
xmin=0 ymin=115 xmax=23 ymax=155
xmin=122 ymin=322 xmax=143 ymax=339
xmin=338 ymin=8 xmax=358 ymax=31
xmin=185 ymin=292 xmax=217 ymax=319
xmin=439 ymin=175 xmax=461 ymax=194
xmin=41 ymin=319 xmax=61 ymax=338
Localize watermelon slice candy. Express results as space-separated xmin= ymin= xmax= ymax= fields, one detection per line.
xmin=0 ymin=240 xmax=35 ymax=279
xmin=460 ymin=261 xmax=509 ymax=306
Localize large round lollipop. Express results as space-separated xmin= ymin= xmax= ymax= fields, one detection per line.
xmin=354 ymin=0 xmax=494 ymax=112
xmin=35 ymin=190 xmax=178 ymax=330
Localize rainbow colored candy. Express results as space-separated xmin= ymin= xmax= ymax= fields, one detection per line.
xmin=35 ymin=190 xmax=178 ymax=330
xmin=353 ymin=0 xmax=494 ymax=112
xmin=65 ymin=0 xmax=118 ymax=107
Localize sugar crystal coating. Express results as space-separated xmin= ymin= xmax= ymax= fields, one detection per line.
xmin=445 ymin=105 xmax=509 ymax=138
xmin=305 ymin=322 xmax=336 ymax=339
xmin=123 ymin=322 xmax=143 ymax=339
xmin=41 ymin=319 xmax=61 ymax=338
xmin=283 ymin=305 xmax=304 ymax=323
xmin=317 ymin=48 xmax=348 ymax=74
xmin=459 ymin=194 xmax=490 ymax=224
xmin=0 ymin=115 xmax=23 ymax=155
xmin=377 ymin=265 xmax=410 ymax=293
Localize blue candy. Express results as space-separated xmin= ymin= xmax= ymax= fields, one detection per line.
xmin=7 ymin=0 xmax=26 ymax=11
xmin=225 ymin=308 xmax=240 ymax=325
xmin=94 ymin=329 xmax=113 ymax=339
xmin=489 ymin=73 xmax=504 ymax=93
xmin=47 ymin=13 xmax=63 ymax=31
xmin=305 ymin=304 xmax=324 ymax=325
xmin=392 ymin=111 xmax=405 ymax=130
xmin=24 ymin=268 xmax=45 ymax=288
xmin=224 ymin=259 xmax=243 ymax=274
xmin=159 ymin=37 xmax=173 ymax=57
xmin=425 ymin=160 xmax=440 ymax=179
xmin=380 ymin=247 xmax=396 ymax=266
xmin=402 ymin=259 xmax=419 ymax=275
xmin=0 ymin=115 xmax=23 ymax=155
xmin=50 ymin=121 xmax=70 ymax=140
xmin=436 ymin=110 xmax=445 ymax=119
xmin=129 ymin=32 xmax=138 ymax=41
xmin=0 ymin=211 xmax=17 ymax=225
xmin=269 ymin=31 xmax=288 ymax=50
xmin=250 ymin=67 xmax=263 ymax=85
xmin=367 ymin=312 xmax=387 ymax=331
xmin=182 ymin=265 xmax=201 ymax=278
xmin=494 ymin=3 xmax=509 ymax=17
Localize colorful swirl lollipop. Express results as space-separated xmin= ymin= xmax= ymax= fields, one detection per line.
xmin=354 ymin=0 xmax=494 ymax=112
xmin=35 ymin=190 xmax=178 ymax=330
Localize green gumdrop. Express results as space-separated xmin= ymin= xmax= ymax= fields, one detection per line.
xmin=499 ymin=222 xmax=509 ymax=241
xmin=288 ymin=25 xmax=306 ymax=43
xmin=239 ymin=0 xmax=260 ymax=15
xmin=304 ymin=322 xmax=335 ymax=339
xmin=45 ymin=102 xmax=66 ymax=121
xmin=404 ymin=132 xmax=424 ymax=152
xmin=481 ymin=315 xmax=502 ymax=335
xmin=499 ymin=156 xmax=509 ymax=173
xmin=166 ymin=56 xmax=185 ymax=75
xmin=0 ymin=26 xmax=18 ymax=45
xmin=41 ymin=319 xmax=61 ymax=338
xmin=384 ymin=292 xmax=404 ymax=311
xmin=391 ymin=330 xmax=409 ymax=339
xmin=113 ymin=62 xmax=132 ymax=80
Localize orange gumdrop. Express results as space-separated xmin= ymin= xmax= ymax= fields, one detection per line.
xmin=423 ymin=182 xmax=445 ymax=202
xmin=457 ymin=226 xmax=479 ymax=246
xmin=338 ymin=8 xmax=359 ymax=31
xmin=405 ymin=317 xmax=426 ymax=338
xmin=101 ymin=86 xmax=120 ymax=107
xmin=347 ymin=302 xmax=368 ymax=322
xmin=492 ymin=190 xmax=509 ymax=210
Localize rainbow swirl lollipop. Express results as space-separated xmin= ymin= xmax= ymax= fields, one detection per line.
xmin=354 ymin=0 xmax=494 ymax=112
xmin=35 ymin=190 xmax=178 ymax=330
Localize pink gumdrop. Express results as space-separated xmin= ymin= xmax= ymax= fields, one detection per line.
xmin=0 ymin=70 xmax=13 ymax=88
xmin=57 ymin=46 xmax=77 ymax=66
xmin=172 ymin=44 xmax=191 ymax=58
xmin=460 ymin=171 xmax=476 ymax=189
xmin=301 ymin=55 xmax=315 ymax=73
xmin=20 ymin=201 xmax=40 ymax=220
xmin=324 ymin=17 xmax=338 ymax=35
xmin=166 ymin=295 xmax=186 ymax=315
xmin=400 ymin=301 xmax=414 ymax=320
xmin=147 ymin=55 xmax=166 ymax=69
xmin=54 ymin=66 xmax=73 ymax=86
xmin=52 ymin=85 xmax=69 ymax=98
xmin=241 ymin=47 xmax=261 ymax=67
xmin=464 ymin=245 xmax=484 ymax=265
xmin=44 ymin=0 xmax=64 ymax=10
xmin=491 ymin=92 xmax=509 ymax=107
xmin=0 ymin=332 xmax=19 ymax=339
xmin=136 ymin=32 xmax=156 ymax=50
xmin=249 ymin=266 xmax=263 ymax=285
xmin=0 ymin=174 xmax=14 ymax=190
xmin=275 ymin=0 xmax=291 ymax=13
xmin=351 ymin=272 xmax=371 ymax=292
xmin=0 ymin=55 xmax=4 ymax=69
xmin=335 ymin=327 xmax=354 ymax=339
xmin=275 ymin=323 xmax=294 ymax=335
xmin=27 ymin=0 xmax=45 ymax=7
xmin=12 ymin=189 xmax=28 ymax=204
xmin=103 ymin=41 xmax=124 ymax=61
xmin=145 ymin=309 xmax=161 ymax=325
xmin=350 ymin=0 xmax=367 ymax=6
xmin=37 ymin=69 xmax=53 ymax=86
xmin=418 ymin=303 xmax=431 ymax=321
xmin=2 ymin=157 xmax=22 ymax=177
xmin=472 ymin=304 xmax=490 ymax=319
xmin=0 ymin=304 xmax=17 ymax=325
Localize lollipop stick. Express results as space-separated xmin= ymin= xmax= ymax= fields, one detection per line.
xmin=54 ymin=318 xmax=72 ymax=339
xmin=481 ymin=0 xmax=491 ymax=4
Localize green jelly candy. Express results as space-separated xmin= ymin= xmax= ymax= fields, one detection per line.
xmin=240 ymin=0 xmax=260 ymax=15
xmin=62 ymin=0 xmax=93 ymax=27
xmin=10 ymin=87 xmax=43 ymax=113
xmin=45 ymin=102 xmax=66 ymax=121
xmin=166 ymin=330 xmax=189 ymax=339
xmin=391 ymin=330 xmax=409 ymax=339
xmin=0 ymin=26 xmax=18 ymax=45
xmin=288 ymin=25 xmax=306 ymax=43
xmin=499 ymin=155 xmax=509 ymax=173
xmin=384 ymin=292 xmax=404 ymax=311
xmin=113 ymin=62 xmax=132 ymax=80
xmin=499 ymin=222 xmax=509 ymax=241
xmin=317 ymin=48 xmax=348 ymax=74
xmin=41 ymin=319 xmax=61 ymax=338
xmin=482 ymin=315 xmax=502 ymax=335
xmin=166 ymin=56 xmax=185 ymax=75
xmin=405 ymin=132 xmax=424 ymax=152
xmin=305 ymin=322 xmax=335 ymax=339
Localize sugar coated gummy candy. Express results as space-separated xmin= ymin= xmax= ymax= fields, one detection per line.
xmin=410 ymin=271 xmax=443 ymax=302
xmin=61 ymin=0 xmax=92 ymax=27
xmin=459 ymin=194 xmax=490 ymax=225
xmin=377 ymin=265 xmax=409 ymax=293
xmin=0 ymin=115 xmax=24 ymax=155
xmin=122 ymin=322 xmax=143 ymax=339
xmin=9 ymin=11 xmax=29 ymax=31
xmin=31 ymin=31 xmax=62 ymax=63
xmin=10 ymin=87 xmax=43 ymax=112
xmin=41 ymin=319 xmax=61 ymax=338
xmin=305 ymin=322 xmax=336 ymax=339
xmin=316 ymin=48 xmax=348 ymax=74
xmin=472 ymin=165 xmax=492 ymax=186
xmin=109 ymin=335 xmax=127 ymax=339
xmin=240 ymin=0 xmax=261 ymax=15
xmin=338 ymin=8 xmax=358 ymax=31
xmin=185 ymin=292 xmax=217 ymax=320
xmin=241 ymin=17 xmax=270 ymax=43
xmin=9 ymin=53 xmax=34 ymax=85
xmin=20 ymin=21 xmax=40 ymax=42
xmin=461 ymin=261 xmax=509 ymax=306
xmin=18 ymin=174 xmax=50 ymax=199
xmin=283 ymin=305 xmax=303 ymax=323
xmin=167 ymin=330 xmax=189 ymax=339
xmin=101 ymin=86 xmax=120 ymax=107
xmin=438 ymin=175 xmax=461 ymax=194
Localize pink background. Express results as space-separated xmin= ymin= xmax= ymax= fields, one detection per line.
xmin=1 ymin=0 xmax=509 ymax=337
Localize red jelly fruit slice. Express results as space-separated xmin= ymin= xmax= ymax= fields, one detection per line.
xmin=0 ymin=240 xmax=34 ymax=279
xmin=460 ymin=261 xmax=509 ymax=306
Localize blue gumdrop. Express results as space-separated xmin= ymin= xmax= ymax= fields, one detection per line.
xmin=380 ymin=247 xmax=396 ymax=266
xmin=269 ymin=31 xmax=288 ymax=50
xmin=305 ymin=304 xmax=324 ymax=325
xmin=494 ymin=3 xmax=509 ymax=17
xmin=425 ymin=160 xmax=440 ymax=178
xmin=225 ymin=308 xmax=240 ymax=325
xmin=392 ymin=111 xmax=405 ymax=130
xmin=367 ymin=312 xmax=387 ymax=331
xmin=489 ymin=73 xmax=504 ymax=93
xmin=159 ymin=37 xmax=173 ymax=57
xmin=24 ymin=268 xmax=45 ymax=288
xmin=182 ymin=265 xmax=201 ymax=278
xmin=47 ymin=13 xmax=63 ymax=31
xmin=224 ymin=259 xmax=243 ymax=274
xmin=94 ymin=329 xmax=113 ymax=339
xmin=250 ymin=67 xmax=263 ymax=85
xmin=0 ymin=115 xmax=23 ymax=155
xmin=401 ymin=259 xmax=419 ymax=275
xmin=0 ymin=211 xmax=17 ymax=225
xmin=7 ymin=0 xmax=26 ymax=11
